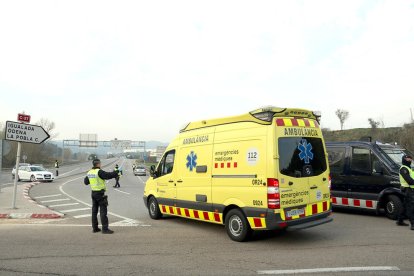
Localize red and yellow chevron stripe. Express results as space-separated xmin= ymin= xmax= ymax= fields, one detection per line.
xmin=276 ymin=118 xmax=319 ymax=128
xmin=280 ymin=200 xmax=330 ymax=221
xmin=159 ymin=204 xmax=267 ymax=229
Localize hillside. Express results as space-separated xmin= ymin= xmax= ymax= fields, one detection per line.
xmin=323 ymin=127 xmax=401 ymax=142
xmin=322 ymin=126 xmax=412 ymax=151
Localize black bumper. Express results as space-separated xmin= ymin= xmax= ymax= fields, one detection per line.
xmin=266 ymin=211 xmax=333 ymax=230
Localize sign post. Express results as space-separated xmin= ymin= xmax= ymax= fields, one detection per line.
xmin=0 ymin=139 xmax=3 ymax=193
xmin=11 ymin=142 xmax=21 ymax=209
xmin=5 ymin=119 xmax=50 ymax=209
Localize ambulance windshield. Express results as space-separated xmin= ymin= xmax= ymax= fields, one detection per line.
xmin=278 ymin=137 xmax=327 ymax=177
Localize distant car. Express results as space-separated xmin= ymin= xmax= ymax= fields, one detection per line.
xmin=134 ymin=166 xmax=147 ymax=176
xmin=17 ymin=165 xmax=55 ymax=182
xmin=11 ymin=163 xmax=31 ymax=178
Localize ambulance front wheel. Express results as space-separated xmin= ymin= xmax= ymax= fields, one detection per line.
xmin=148 ymin=197 xmax=163 ymax=220
xmin=225 ymin=209 xmax=252 ymax=242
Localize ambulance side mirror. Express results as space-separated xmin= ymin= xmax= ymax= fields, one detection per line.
xmin=150 ymin=165 xmax=157 ymax=178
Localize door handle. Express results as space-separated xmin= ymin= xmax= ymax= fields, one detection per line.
xmin=310 ymin=185 xmax=318 ymax=189
xmin=177 ymin=180 xmax=183 ymax=183
xmin=168 ymin=180 xmax=174 ymax=183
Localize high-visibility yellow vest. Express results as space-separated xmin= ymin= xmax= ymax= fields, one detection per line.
xmin=114 ymin=168 xmax=121 ymax=177
xmin=400 ymin=165 xmax=414 ymax=188
xmin=87 ymin=169 xmax=106 ymax=191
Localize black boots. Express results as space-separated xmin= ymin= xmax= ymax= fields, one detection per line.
xmin=92 ymin=228 xmax=101 ymax=233
xmin=396 ymin=220 xmax=409 ymax=226
xmin=102 ymin=229 xmax=114 ymax=234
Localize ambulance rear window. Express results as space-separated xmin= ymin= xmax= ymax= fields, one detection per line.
xmin=278 ymin=137 xmax=327 ymax=177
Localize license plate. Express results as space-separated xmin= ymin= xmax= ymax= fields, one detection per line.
xmin=286 ymin=208 xmax=305 ymax=218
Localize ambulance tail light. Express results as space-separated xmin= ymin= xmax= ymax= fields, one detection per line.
xmin=267 ymin=178 xmax=280 ymax=209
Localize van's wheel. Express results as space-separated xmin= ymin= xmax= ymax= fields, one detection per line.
xmin=225 ymin=209 xmax=252 ymax=242
xmin=30 ymin=175 xmax=36 ymax=182
xmin=384 ymin=195 xmax=403 ymax=220
xmin=148 ymin=197 xmax=163 ymax=220
xmin=17 ymin=176 xmax=21 ymax=182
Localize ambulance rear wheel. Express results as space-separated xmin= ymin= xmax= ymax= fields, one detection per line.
xmin=148 ymin=197 xmax=162 ymax=220
xmin=225 ymin=209 xmax=252 ymax=242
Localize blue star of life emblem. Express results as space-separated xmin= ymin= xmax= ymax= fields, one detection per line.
xmin=186 ymin=151 xmax=197 ymax=171
xmin=298 ymin=139 xmax=314 ymax=164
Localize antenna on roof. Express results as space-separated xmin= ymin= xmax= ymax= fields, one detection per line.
xmin=410 ymin=108 xmax=413 ymax=122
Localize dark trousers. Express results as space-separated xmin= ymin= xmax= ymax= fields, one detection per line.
xmin=398 ymin=191 xmax=408 ymax=222
xmin=406 ymin=189 xmax=414 ymax=225
xmin=91 ymin=191 xmax=109 ymax=230
xmin=114 ymin=177 xmax=120 ymax=188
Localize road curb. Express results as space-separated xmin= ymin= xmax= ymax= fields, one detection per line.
xmin=0 ymin=213 xmax=63 ymax=219
xmin=24 ymin=182 xmax=65 ymax=218
xmin=0 ymin=182 xmax=65 ymax=219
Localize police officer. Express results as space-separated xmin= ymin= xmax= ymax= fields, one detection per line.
xmin=397 ymin=154 xmax=414 ymax=230
xmin=55 ymin=160 xmax=59 ymax=176
xmin=113 ymin=164 xmax=122 ymax=188
xmin=84 ymin=159 xmax=118 ymax=234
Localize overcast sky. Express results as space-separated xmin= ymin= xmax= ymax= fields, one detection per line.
xmin=1 ymin=0 xmax=413 ymax=142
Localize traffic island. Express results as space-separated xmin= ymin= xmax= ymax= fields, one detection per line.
xmin=0 ymin=182 xmax=64 ymax=219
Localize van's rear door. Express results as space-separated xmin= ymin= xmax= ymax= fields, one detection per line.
xmin=275 ymin=118 xmax=330 ymax=220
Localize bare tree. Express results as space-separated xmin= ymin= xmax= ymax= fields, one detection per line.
xmin=335 ymin=109 xmax=350 ymax=130
xmin=36 ymin=118 xmax=58 ymax=140
xmin=368 ymin=118 xmax=380 ymax=129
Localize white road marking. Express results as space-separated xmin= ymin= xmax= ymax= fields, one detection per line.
xmin=59 ymin=176 xmax=147 ymax=224
xmin=1 ymin=182 xmax=14 ymax=186
xmin=113 ymin=189 xmax=131 ymax=195
xmin=41 ymin=198 xmax=70 ymax=203
xmin=73 ymin=214 xmax=92 ymax=219
xmin=0 ymin=223 xmax=149 ymax=227
xmin=49 ymin=202 xmax=79 ymax=207
xmin=58 ymin=168 xmax=80 ymax=177
xmin=109 ymin=219 xmax=151 ymax=226
xmin=35 ymin=194 xmax=62 ymax=199
xmin=257 ymin=266 xmax=400 ymax=275
xmin=137 ymin=176 xmax=146 ymax=183
xmin=60 ymin=207 xmax=90 ymax=213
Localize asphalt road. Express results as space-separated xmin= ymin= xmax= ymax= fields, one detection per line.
xmin=0 ymin=159 xmax=413 ymax=275
xmin=0 ymin=158 xmax=118 ymax=189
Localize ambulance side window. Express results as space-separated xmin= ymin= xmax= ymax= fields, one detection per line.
xmin=157 ymin=150 xmax=175 ymax=177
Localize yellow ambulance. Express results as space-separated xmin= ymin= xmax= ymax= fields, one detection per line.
xmin=143 ymin=107 xmax=332 ymax=241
